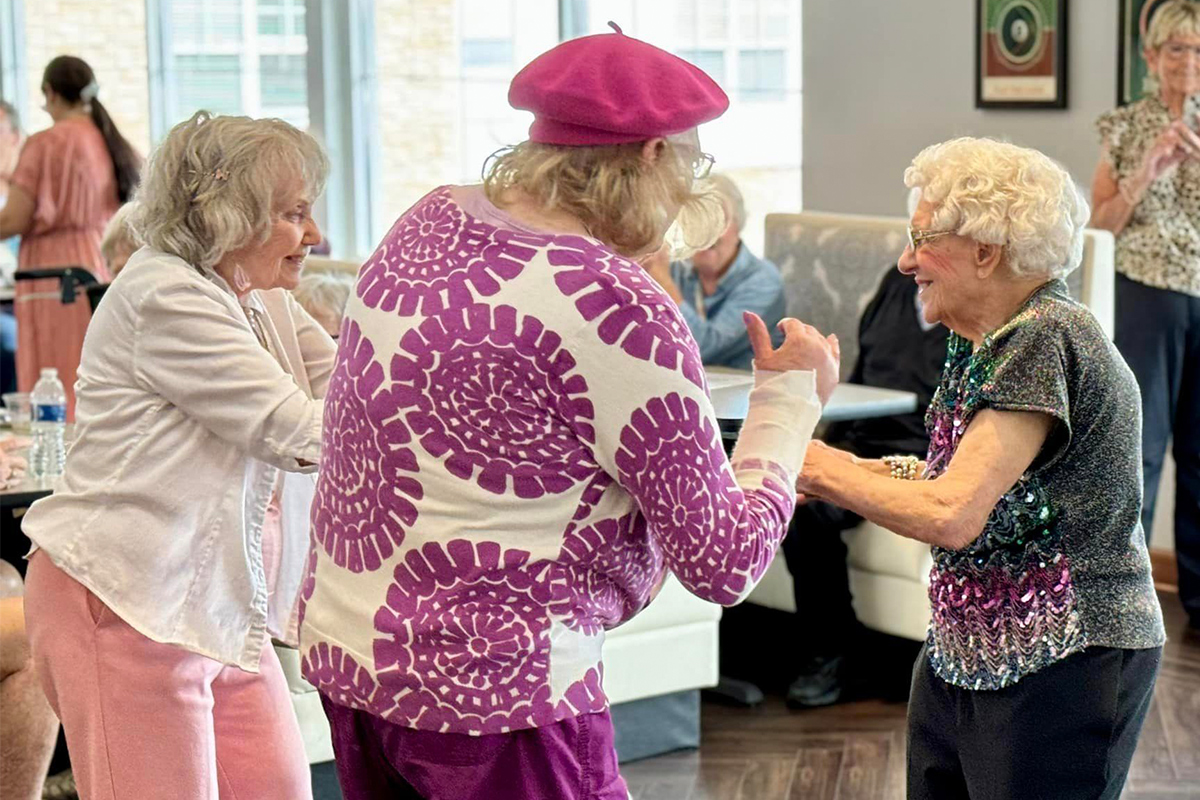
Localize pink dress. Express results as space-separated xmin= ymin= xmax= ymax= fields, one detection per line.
xmin=11 ymin=116 xmax=118 ymax=417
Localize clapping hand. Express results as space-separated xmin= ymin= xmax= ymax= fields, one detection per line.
xmin=743 ymin=312 xmax=840 ymax=404
xmin=1136 ymin=116 xmax=1200 ymax=188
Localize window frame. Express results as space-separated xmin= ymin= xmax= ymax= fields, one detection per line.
xmin=0 ymin=0 xmax=26 ymax=122
xmin=146 ymin=0 xmax=378 ymax=260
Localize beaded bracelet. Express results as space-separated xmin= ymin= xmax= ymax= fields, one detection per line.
xmin=883 ymin=455 xmax=920 ymax=481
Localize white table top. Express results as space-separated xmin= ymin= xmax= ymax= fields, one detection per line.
xmin=1 ymin=378 xmax=917 ymax=504
xmin=706 ymin=370 xmax=918 ymax=424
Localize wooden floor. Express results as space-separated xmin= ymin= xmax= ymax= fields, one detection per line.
xmin=622 ymin=592 xmax=1200 ymax=800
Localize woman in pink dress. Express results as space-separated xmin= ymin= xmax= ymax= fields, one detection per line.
xmin=0 ymin=55 xmax=141 ymax=416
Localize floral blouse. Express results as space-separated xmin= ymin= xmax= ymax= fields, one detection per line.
xmin=1097 ymin=95 xmax=1200 ymax=297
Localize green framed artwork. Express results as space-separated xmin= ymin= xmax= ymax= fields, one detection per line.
xmin=975 ymin=0 xmax=1068 ymax=109
xmin=1120 ymin=0 xmax=1172 ymax=105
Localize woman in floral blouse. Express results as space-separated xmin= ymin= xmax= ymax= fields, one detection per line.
xmin=1091 ymin=0 xmax=1200 ymax=629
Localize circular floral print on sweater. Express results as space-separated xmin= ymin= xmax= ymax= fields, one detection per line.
xmin=301 ymin=642 xmax=386 ymax=716
xmin=311 ymin=320 xmax=424 ymax=573
xmin=358 ymin=188 xmax=552 ymax=316
xmin=372 ymin=539 xmax=563 ymax=733
xmin=545 ymin=235 xmax=706 ymax=390
xmin=551 ymin=513 xmax=663 ymax=634
xmin=389 ymin=303 xmax=600 ymax=498
xmin=615 ymin=393 xmax=753 ymax=605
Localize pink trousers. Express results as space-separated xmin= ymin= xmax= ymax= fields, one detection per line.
xmin=23 ymin=552 xmax=312 ymax=800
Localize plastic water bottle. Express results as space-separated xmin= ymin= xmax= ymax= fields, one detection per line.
xmin=30 ymin=367 xmax=67 ymax=480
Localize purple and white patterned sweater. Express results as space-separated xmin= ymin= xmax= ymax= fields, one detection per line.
xmin=298 ymin=186 xmax=820 ymax=735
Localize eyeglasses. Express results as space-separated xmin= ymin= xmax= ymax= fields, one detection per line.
xmin=1162 ymin=42 xmax=1200 ymax=60
xmin=692 ymin=152 xmax=715 ymax=180
xmin=907 ymin=226 xmax=953 ymax=252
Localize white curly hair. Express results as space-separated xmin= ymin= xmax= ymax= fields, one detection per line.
xmin=904 ymin=137 xmax=1089 ymax=281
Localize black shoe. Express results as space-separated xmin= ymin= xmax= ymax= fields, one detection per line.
xmin=786 ymin=655 xmax=845 ymax=708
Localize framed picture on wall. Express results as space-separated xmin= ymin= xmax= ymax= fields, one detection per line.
xmin=1119 ymin=0 xmax=1171 ymax=105
xmin=975 ymin=0 xmax=1069 ymax=109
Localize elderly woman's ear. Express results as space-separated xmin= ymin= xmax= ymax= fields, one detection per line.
xmin=975 ymin=242 xmax=1005 ymax=279
xmin=640 ymin=138 xmax=667 ymax=164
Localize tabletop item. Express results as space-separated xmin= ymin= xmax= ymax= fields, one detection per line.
xmin=29 ymin=368 xmax=66 ymax=479
xmin=2 ymin=391 xmax=31 ymax=434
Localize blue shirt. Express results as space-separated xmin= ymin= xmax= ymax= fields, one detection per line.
xmin=670 ymin=243 xmax=786 ymax=369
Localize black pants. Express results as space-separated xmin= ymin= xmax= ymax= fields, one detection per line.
xmin=907 ymin=644 xmax=1161 ymax=800
xmin=781 ymin=499 xmax=863 ymax=659
xmin=1114 ymin=274 xmax=1200 ymax=622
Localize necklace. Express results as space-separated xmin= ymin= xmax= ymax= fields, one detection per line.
xmin=243 ymin=305 xmax=272 ymax=353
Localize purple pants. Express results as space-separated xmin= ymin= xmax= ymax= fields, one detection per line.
xmin=321 ymin=695 xmax=630 ymax=800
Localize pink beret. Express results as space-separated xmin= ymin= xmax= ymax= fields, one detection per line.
xmin=508 ymin=23 xmax=729 ymax=146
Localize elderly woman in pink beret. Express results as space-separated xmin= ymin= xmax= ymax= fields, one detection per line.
xmin=299 ymin=26 xmax=840 ymax=800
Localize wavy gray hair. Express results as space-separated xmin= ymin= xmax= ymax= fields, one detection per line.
xmin=292 ymin=270 xmax=354 ymax=324
xmin=904 ymin=138 xmax=1089 ymax=281
xmin=131 ymin=111 xmax=329 ymax=271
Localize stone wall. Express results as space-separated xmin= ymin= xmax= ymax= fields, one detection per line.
xmin=23 ymin=0 xmax=152 ymax=154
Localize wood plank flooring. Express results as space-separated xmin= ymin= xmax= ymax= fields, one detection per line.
xmin=622 ymin=592 xmax=1200 ymax=800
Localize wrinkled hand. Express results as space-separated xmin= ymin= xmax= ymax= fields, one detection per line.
xmin=795 ymin=440 xmax=841 ymax=503
xmin=744 ymin=312 xmax=840 ymax=404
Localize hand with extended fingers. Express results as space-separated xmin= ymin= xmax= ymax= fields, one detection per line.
xmin=743 ymin=311 xmax=840 ymax=405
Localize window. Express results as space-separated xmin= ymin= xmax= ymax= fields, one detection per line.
xmin=258 ymin=0 xmax=305 ymax=37
xmin=175 ymin=54 xmax=242 ymax=116
xmin=738 ymin=48 xmax=785 ymax=101
xmin=677 ymin=49 xmax=727 ymax=86
xmin=372 ymin=0 xmax=558 ymax=231
xmin=151 ymin=0 xmax=310 ymax=132
xmin=461 ymin=39 xmax=515 ymax=69
xmin=566 ymin=0 xmax=802 ymax=254
xmin=365 ymin=0 xmax=801 ymax=254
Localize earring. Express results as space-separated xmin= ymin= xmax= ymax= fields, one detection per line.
xmin=232 ymin=264 xmax=252 ymax=293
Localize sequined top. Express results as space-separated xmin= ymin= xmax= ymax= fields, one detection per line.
xmin=924 ymin=280 xmax=1164 ymax=691
xmin=1096 ymin=96 xmax=1200 ymax=297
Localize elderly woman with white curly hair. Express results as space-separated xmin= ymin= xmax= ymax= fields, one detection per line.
xmin=20 ymin=111 xmax=333 ymax=800
xmin=797 ymin=138 xmax=1165 ymax=800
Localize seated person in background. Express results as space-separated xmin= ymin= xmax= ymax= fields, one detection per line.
xmin=783 ymin=258 xmax=949 ymax=708
xmin=100 ymin=201 xmax=140 ymax=278
xmin=292 ymin=269 xmax=354 ymax=338
xmin=0 ymin=558 xmax=59 ymax=800
xmin=642 ymin=173 xmax=785 ymax=368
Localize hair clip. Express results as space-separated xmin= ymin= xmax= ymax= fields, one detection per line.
xmin=213 ymin=168 xmax=229 ymax=182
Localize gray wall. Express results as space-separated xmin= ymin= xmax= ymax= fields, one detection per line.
xmin=803 ymin=1 xmax=1117 ymax=216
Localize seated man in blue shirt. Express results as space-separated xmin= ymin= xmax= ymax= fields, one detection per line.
xmin=642 ymin=174 xmax=785 ymax=369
